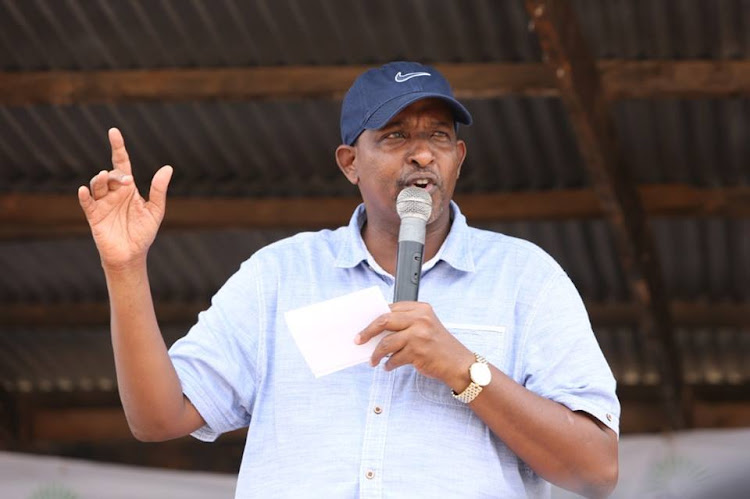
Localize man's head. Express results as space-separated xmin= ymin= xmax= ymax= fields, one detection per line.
xmin=339 ymin=61 xmax=472 ymax=146
xmin=336 ymin=62 xmax=472 ymax=230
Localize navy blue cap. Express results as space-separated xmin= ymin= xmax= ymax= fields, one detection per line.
xmin=340 ymin=61 xmax=473 ymax=145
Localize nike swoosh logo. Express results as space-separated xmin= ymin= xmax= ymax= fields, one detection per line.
xmin=394 ymin=71 xmax=431 ymax=83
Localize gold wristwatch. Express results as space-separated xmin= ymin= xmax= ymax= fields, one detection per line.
xmin=451 ymin=353 xmax=491 ymax=403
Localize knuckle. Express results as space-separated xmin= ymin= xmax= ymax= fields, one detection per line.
xmin=377 ymin=336 xmax=389 ymax=350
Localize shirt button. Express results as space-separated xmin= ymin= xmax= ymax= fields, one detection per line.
xmin=373 ymin=406 xmax=382 ymax=414
xmin=606 ymin=413 xmax=612 ymax=422
xmin=365 ymin=470 xmax=375 ymax=479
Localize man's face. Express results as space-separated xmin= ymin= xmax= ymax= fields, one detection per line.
xmin=336 ymin=98 xmax=467 ymax=229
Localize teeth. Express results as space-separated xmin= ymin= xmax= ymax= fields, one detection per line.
xmin=414 ymin=179 xmax=429 ymax=186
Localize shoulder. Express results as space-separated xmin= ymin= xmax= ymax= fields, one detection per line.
xmin=465 ymin=225 xmax=563 ymax=275
xmin=245 ymin=226 xmax=346 ymax=267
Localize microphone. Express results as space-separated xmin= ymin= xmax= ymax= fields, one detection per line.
xmin=393 ymin=187 xmax=432 ymax=302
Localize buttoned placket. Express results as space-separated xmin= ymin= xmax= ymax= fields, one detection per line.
xmin=358 ymin=359 xmax=396 ymax=499
xmin=356 ymin=275 xmax=397 ymax=499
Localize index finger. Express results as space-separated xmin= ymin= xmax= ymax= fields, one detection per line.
xmin=109 ymin=127 xmax=133 ymax=175
xmin=355 ymin=312 xmax=413 ymax=345
xmin=354 ymin=314 xmax=389 ymax=345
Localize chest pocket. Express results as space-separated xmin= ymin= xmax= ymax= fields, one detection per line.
xmin=416 ymin=323 xmax=506 ymax=407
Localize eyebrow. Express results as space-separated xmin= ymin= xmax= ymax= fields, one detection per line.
xmin=380 ymin=119 xmax=454 ymax=130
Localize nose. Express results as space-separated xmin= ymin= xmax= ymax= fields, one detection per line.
xmin=406 ymin=137 xmax=435 ymax=168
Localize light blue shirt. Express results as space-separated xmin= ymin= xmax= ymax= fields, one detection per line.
xmin=169 ymin=202 xmax=620 ymax=498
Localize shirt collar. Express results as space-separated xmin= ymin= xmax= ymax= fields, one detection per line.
xmin=334 ymin=204 xmax=370 ymax=269
xmin=334 ymin=201 xmax=476 ymax=273
xmin=430 ymin=201 xmax=476 ymax=273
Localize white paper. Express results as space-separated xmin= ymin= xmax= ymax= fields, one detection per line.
xmin=285 ymin=286 xmax=391 ymax=377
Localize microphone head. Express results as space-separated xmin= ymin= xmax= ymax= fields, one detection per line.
xmin=396 ymin=187 xmax=432 ymax=222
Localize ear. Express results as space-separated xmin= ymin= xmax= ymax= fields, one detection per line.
xmin=455 ymin=139 xmax=467 ymax=179
xmin=335 ymin=144 xmax=359 ymax=185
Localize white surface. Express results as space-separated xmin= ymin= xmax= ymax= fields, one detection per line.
xmin=552 ymin=427 xmax=750 ymax=498
xmin=2 ymin=427 xmax=750 ymax=498
xmin=285 ymin=286 xmax=391 ymax=377
xmin=0 ymin=451 xmax=236 ymax=499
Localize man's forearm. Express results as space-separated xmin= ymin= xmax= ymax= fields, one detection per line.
xmin=105 ymin=260 xmax=202 ymax=441
xmin=467 ymin=366 xmax=618 ymax=498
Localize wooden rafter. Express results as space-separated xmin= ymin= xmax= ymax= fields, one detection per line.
xmin=1 ymin=60 xmax=749 ymax=106
xmin=0 ymin=302 xmax=206 ymax=327
xmin=0 ymin=63 xmax=557 ymax=106
xmin=2 ymin=184 xmax=749 ymax=239
xmin=600 ymin=60 xmax=750 ymax=99
xmin=525 ymin=0 xmax=684 ymax=427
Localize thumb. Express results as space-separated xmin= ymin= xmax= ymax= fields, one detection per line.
xmin=147 ymin=165 xmax=173 ymax=215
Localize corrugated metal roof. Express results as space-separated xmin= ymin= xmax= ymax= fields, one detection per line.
xmin=3 ymin=0 xmax=748 ymax=72
xmin=0 ymin=229 xmax=295 ymax=303
xmin=652 ymin=218 xmax=750 ymax=301
xmin=614 ymin=99 xmax=750 ymax=187
xmin=574 ymin=0 xmax=750 ymax=60
xmin=0 ymin=97 xmax=592 ymax=196
xmin=3 ymin=96 xmax=748 ymax=198
xmin=596 ymin=326 xmax=750 ymax=388
xmin=0 ymin=325 xmax=189 ymax=393
xmin=0 ymin=0 xmax=748 ymax=426
xmin=0 ymin=0 xmax=541 ymax=71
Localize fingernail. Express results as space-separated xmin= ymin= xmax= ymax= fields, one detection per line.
xmin=354 ymin=334 xmax=361 ymax=345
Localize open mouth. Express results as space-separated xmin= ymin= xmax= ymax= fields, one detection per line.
xmin=412 ymin=179 xmax=431 ymax=189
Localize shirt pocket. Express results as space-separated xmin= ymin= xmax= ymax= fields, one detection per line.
xmin=416 ymin=323 xmax=506 ymax=408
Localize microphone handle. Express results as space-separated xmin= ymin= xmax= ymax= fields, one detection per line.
xmin=393 ymin=239 xmax=425 ymax=302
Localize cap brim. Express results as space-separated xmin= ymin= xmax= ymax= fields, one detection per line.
xmin=363 ymin=92 xmax=473 ymax=132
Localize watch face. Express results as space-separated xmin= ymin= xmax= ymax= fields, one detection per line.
xmin=470 ymin=362 xmax=492 ymax=386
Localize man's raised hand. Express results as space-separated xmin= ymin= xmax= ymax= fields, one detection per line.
xmin=78 ymin=128 xmax=173 ymax=270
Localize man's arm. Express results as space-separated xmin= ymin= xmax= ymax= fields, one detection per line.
xmin=357 ymin=301 xmax=618 ymax=498
xmin=78 ymin=128 xmax=205 ymax=442
xmin=460 ymin=363 xmax=617 ymax=498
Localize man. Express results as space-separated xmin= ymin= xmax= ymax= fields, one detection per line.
xmin=78 ymin=61 xmax=619 ymax=498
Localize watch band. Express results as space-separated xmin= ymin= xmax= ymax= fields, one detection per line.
xmin=451 ymin=353 xmax=489 ymax=404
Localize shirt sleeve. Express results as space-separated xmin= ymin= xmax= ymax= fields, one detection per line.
xmin=519 ymin=272 xmax=621 ymax=435
xmin=168 ymin=257 xmax=264 ymax=442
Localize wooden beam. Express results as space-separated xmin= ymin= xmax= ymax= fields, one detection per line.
xmin=0 ymin=63 xmax=558 ymax=106
xmin=19 ymin=438 xmax=245 ymax=473
xmin=32 ymin=407 xmax=132 ymax=442
xmin=20 ymin=438 xmax=245 ymax=473
xmin=30 ymin=406 xmax=247 ymax=443
xmin=0 ymin=301 xmax=206 ymax=327
xmin=3 ymin=300 xmax=749 ymax=328
xmin=1 ymin=60 xmax=749 ymax=106
xmin=619 ymin=401 xmax=671 ymax=433
xmin=601 ymin=60 xmax=750 ymax=99
xmin=0 ymin=394 xmax=16 ymax=449
xmin=692 ymin=401 xmax=750 ymax=429
xmin=589 ymin=302 xmax=750 ymax=329
xmin=638 ymin=185 xmax=750 ymax=217
xmin=526 ymin=0 xmax=684 ymax=428
xmin=2 ymin=184 xmax=748 ymax=239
